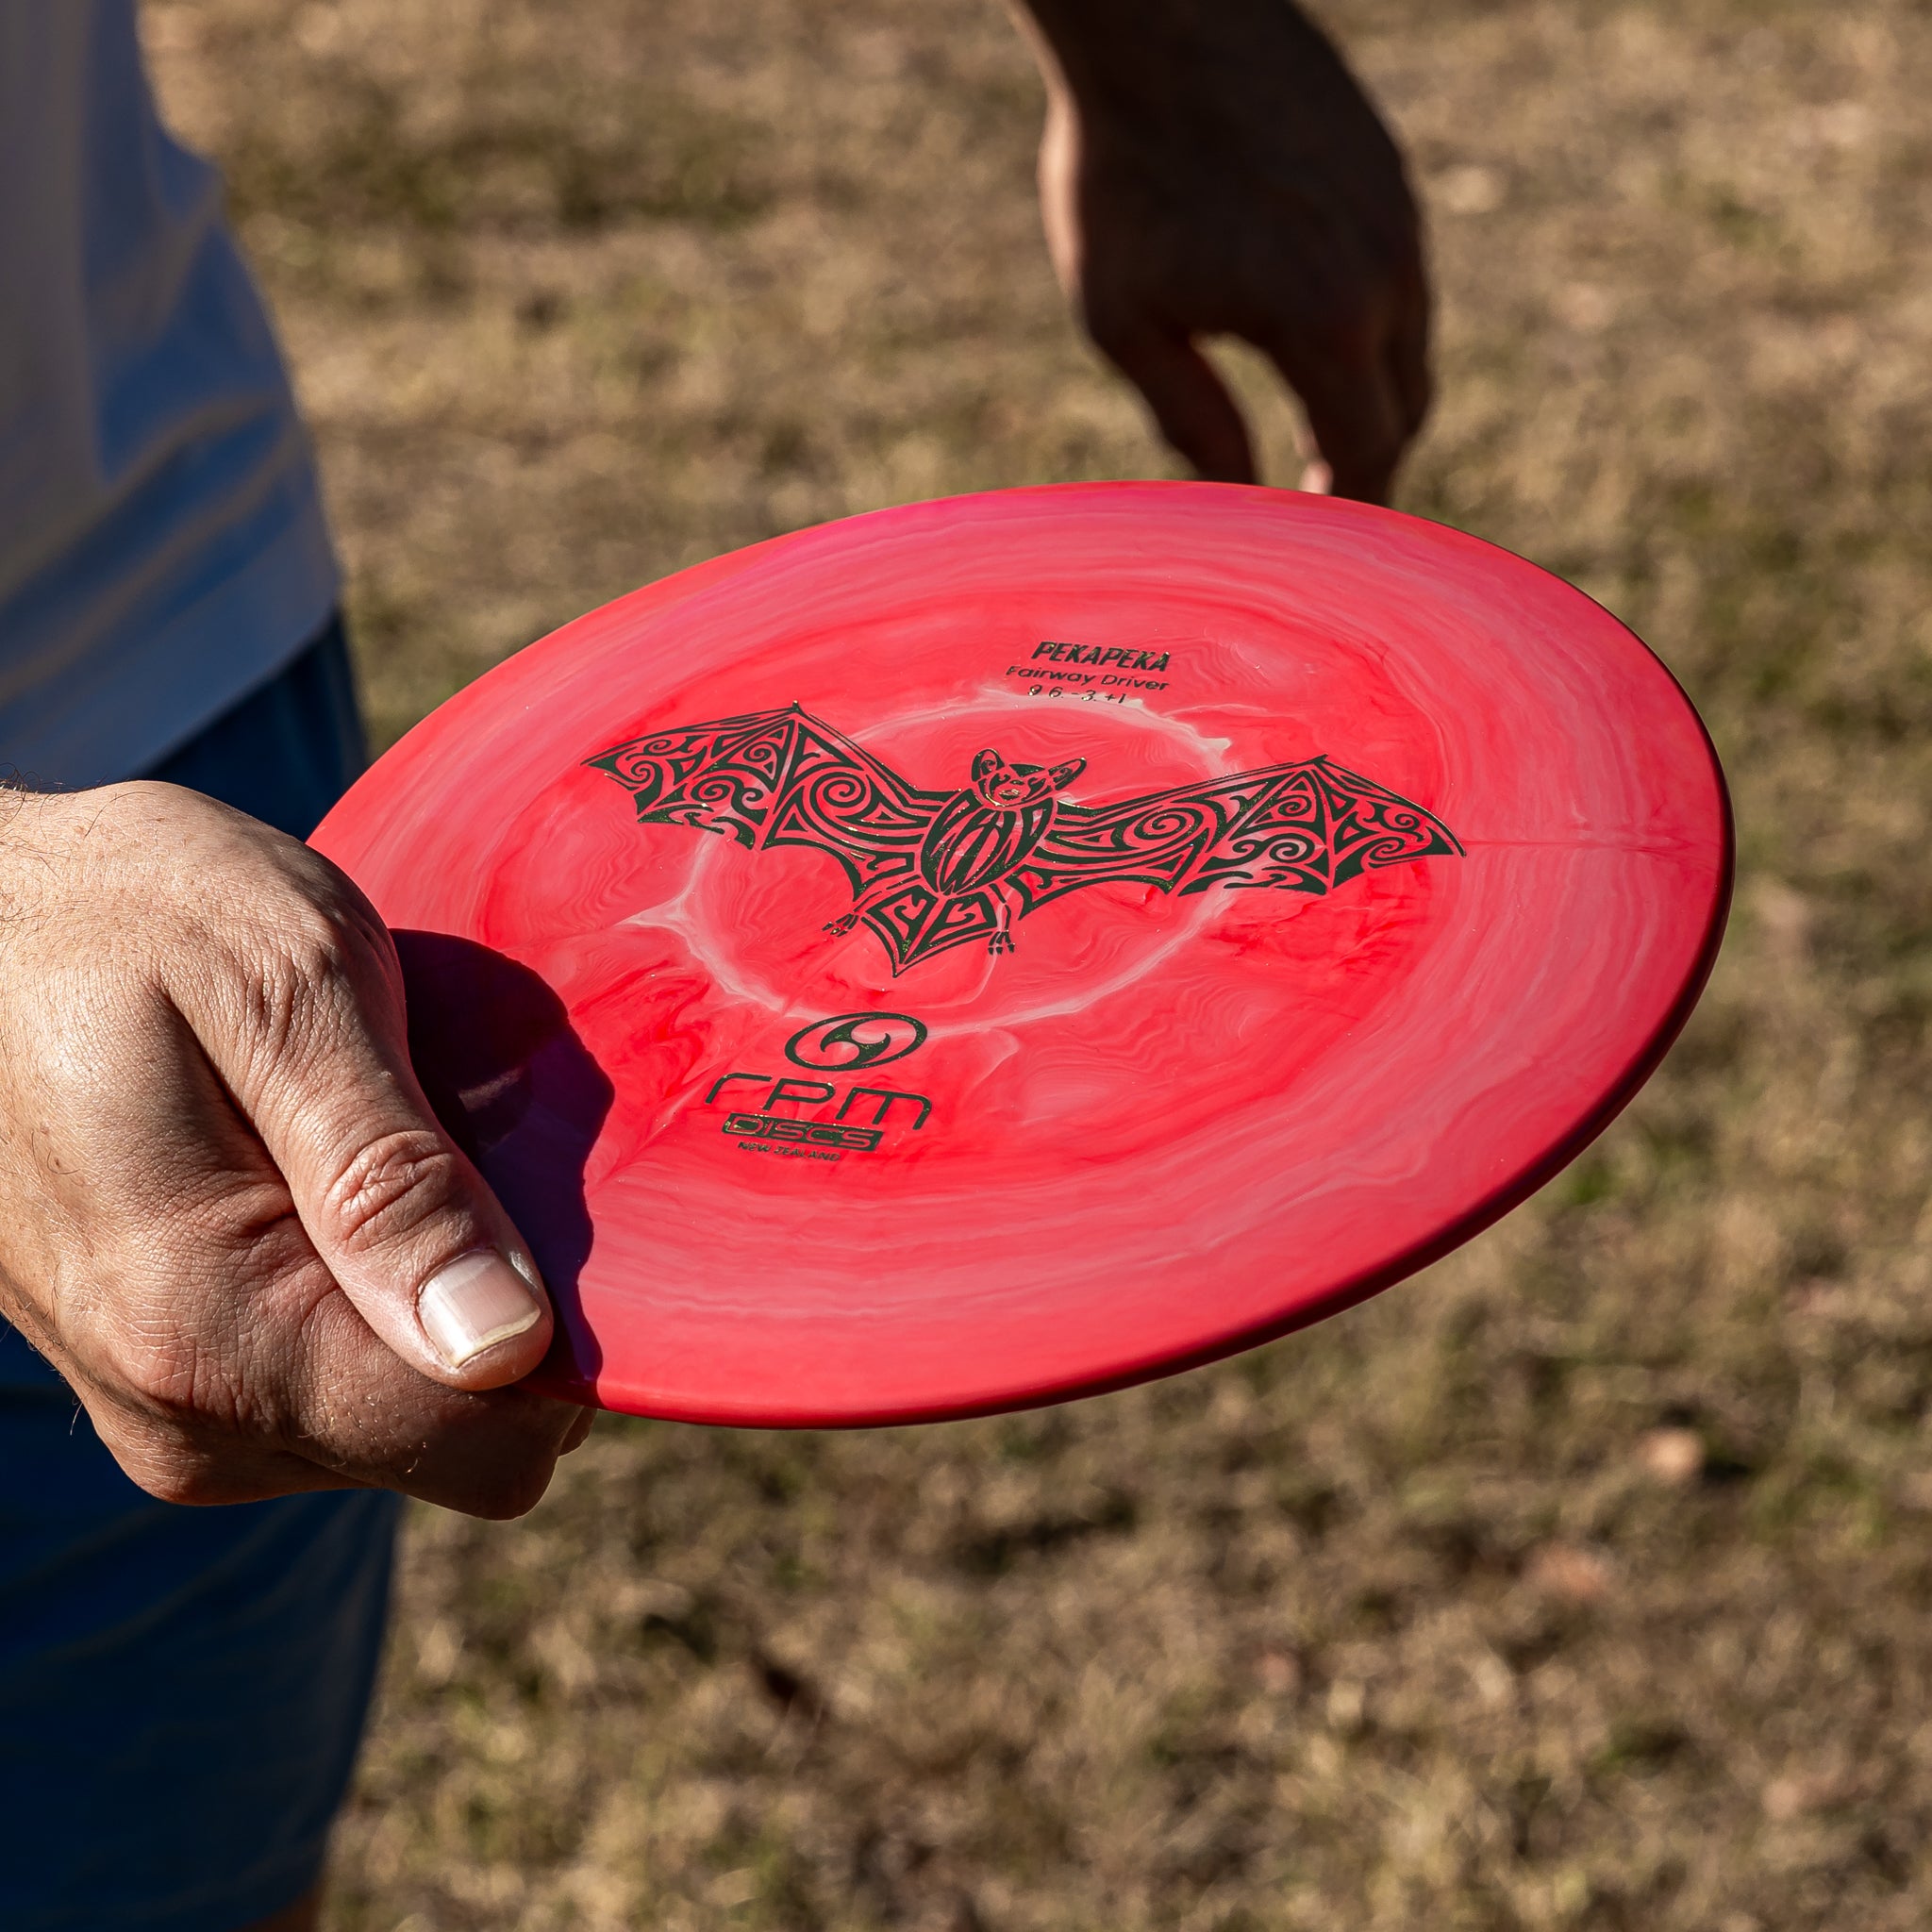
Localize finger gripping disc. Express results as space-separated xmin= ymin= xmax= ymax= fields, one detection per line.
xmin=314 ymin=483 xmax=1731 ymax=1425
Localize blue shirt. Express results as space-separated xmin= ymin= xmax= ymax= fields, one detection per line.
xmin=0 ymin=0 xmax=339 ymax=789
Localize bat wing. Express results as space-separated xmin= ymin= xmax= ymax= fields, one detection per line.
xmin=588 ymin=705 xmax=943 ymax=900
xmin=1011 ymin=756 xmax=1462 ymax=913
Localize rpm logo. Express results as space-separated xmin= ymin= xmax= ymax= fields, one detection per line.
xmin=784 ymin=1011 xmax=928 ymax=1072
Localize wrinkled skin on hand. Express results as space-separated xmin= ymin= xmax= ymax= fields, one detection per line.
xmin=0 ymin=784 xmax=591 ymax=1517
xmin=1019 ymin=0 xmax=1432 ymax=501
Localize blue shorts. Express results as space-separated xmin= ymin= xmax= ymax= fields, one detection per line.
xmin=0 ymin=621 xmax=404 ymax=1932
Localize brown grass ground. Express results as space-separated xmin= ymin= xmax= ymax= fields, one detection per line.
xmin=147 ymin=2 xmax=1932 ymax=1925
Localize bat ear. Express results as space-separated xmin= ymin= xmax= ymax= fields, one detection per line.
xmin=972 ymin=749 xmax=1003 ymax=782
xmin=1049 ymin=758 xmax=1087 ymax=791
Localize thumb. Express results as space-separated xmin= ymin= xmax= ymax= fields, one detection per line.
xmin=193 ymin=918 xmax=555 ymax=1392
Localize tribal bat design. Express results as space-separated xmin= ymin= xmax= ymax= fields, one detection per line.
xmin=589 ymin=705 xmax=1463 ymax=974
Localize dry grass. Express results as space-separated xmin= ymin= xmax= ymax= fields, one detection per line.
xmin=147 ymin=1 xmax=1932 ymax=1924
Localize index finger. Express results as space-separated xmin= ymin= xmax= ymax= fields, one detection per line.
xmin=1087 ymin=314 xmax=1258 ymax=484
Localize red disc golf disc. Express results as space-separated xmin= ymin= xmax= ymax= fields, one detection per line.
xmin=313 ymin=483 xmax=1730 ymax=1425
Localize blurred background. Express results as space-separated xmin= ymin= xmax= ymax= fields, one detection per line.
xmin=148 ymin=2 xmax=1932 ymax=1925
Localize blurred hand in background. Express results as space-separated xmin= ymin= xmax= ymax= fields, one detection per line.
xmin=1011 ymin=0 xmax=1431 ymax=502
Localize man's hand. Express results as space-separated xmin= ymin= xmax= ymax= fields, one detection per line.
xmin=0 ymin=783 xmax=591 ymax=1517
xmin=1011 ymin=0 xmax=1431 ymax=502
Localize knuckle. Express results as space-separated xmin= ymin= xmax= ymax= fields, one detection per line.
xmin=134 ymin=1453 xmax=228 ymax=1509
xmin=235 ymin=914 xmax=361 ymax=1063
xmin=466 ymin=1458 xmax=562 ymax=1521
xmin=1304 ymin=298 xmax=1385 ymax=362
xmin=1350 ymin=418 xmax=1406 ymax=467
xmin=94 ymin=1314 xmax=217 ymax=1420
xmin=103 ymin=1415 xmax=230 ymax=1507
xmin=88 ymin=1230 xmax=321 ymax=1440
xmin=408 ymin=1398 xmax=575 ymax=1519
xmin=226 ymin=873 xmax=396 ymax=1013
xmin=322 ymin=1126 xmax=468 ymax=1255
xmin=99 ymin=1321 xmax=261 ymax=1442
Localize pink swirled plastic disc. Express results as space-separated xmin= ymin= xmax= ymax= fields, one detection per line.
xmin=312 ymin=482 xmax=1731 ymax=1425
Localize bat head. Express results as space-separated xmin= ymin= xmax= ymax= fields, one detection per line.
xmin=968 ymin=748 xmax=1087 ymax=809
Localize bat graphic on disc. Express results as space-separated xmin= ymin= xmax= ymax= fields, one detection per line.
xmin=589 ymin=705 xmax=1463 ymax=974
